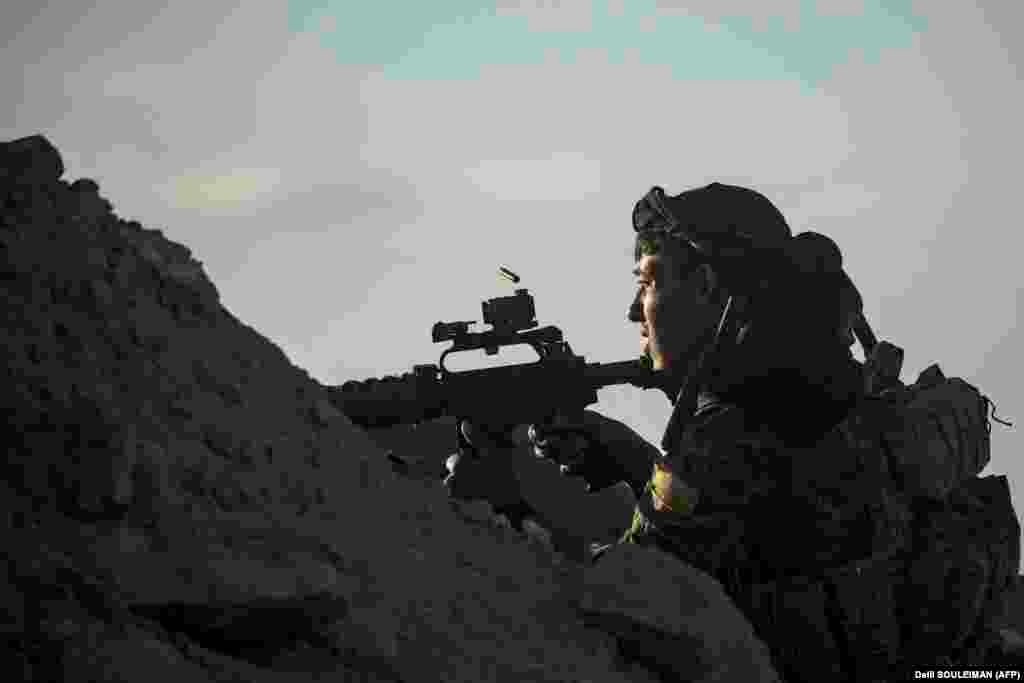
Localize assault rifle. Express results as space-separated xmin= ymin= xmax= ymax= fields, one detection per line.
xmin=327 ymin=268 xmax=662 ymax=458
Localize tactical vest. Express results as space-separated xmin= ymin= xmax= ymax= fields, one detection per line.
xmin=620 ymin=341 xmax=1019 ymax=682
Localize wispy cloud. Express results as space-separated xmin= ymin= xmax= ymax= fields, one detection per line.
xmin=465 ymin=153 xmax=602 ymax=201
xmin=166 ymin=168 xmax=284 ymax=211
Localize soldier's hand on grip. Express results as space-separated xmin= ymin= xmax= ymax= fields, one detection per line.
xmin=443 ymin=420 xmax=529 ymax=516
xmin=528 ymin=409 xmax=659 ymax=496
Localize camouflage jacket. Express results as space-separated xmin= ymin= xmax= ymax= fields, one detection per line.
xmin=617 ymin=361 xmax=1018 ymax=682
xmin=618 ymin=385 xmax=912 ymax=681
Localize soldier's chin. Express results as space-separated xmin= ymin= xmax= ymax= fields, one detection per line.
xmin=645 ymin=351 xmax=665 ymax=371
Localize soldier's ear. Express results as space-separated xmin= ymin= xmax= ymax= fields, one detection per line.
xmin=694 ymin=263 xmax=721 ymax=304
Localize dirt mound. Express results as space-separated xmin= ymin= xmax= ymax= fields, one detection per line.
xmin=2 ymin=134 xmax=676 ymax=682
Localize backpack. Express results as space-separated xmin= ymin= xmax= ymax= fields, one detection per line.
xmin=829 ymin=339 xmax=1020 ymax=671
xmin=865 ymin=340 xmax=1004 ymax=501
xmin=718 ymin=338 xmax=1018 ymax=682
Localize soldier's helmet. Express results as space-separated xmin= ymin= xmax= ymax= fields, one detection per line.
xmin=632 ymin=182 xmax=792 ymax=296
xmin=631 ymin=182 xmax=864 ymax=347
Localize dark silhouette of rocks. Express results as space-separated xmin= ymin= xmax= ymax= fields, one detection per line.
xmin=0 ymin=134 xmax=784 ymax=681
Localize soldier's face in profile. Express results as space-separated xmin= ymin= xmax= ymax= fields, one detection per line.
xmin=632 ymin=245 xmax=715 ymax=371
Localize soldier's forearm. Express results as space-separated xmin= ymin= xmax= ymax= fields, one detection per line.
xmin=511 ymin=450 xmax=635 ymax=547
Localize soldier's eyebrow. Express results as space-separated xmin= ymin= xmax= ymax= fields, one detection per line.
xmin=633 ymin=262 xmax=657 ymax=278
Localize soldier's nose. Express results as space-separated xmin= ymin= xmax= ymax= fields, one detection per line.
xmin=628 ymin=298 xmax=643 ymax=323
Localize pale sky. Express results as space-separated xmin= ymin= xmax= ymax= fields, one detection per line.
xmin=5 ymin=1 xmax=1022 ymax=558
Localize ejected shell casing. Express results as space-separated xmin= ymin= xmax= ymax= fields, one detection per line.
xmin=498 ymin=266 xmax=520 ymax=284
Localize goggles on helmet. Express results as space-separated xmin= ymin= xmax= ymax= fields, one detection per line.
xmin=633 ymin=186 xmax=702 ymax=252
xmin=632 ymin=184 xmax=772 ymax=264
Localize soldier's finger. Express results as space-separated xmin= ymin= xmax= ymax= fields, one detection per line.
xmin=460 ymin=420 xmax=501 ymax=452
xmin=527 ymin=424 xmax=545 ymax=446
xmin=559 ymin=462 xmax=585 ymax=476
xmin=531 ymin=434 xmax=577 ymax=462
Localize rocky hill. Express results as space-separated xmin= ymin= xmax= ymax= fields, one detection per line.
xmin=0 ymin=135 xmax=782 ymax=682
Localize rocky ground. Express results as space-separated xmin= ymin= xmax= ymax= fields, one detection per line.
xmin=1 ymin=134 xmax=786 ymax=682
xmin=6 ymin=133 xmax=1023 ymax=682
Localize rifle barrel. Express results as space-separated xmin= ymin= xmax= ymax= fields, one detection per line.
xmin=584 ymin=359 xmax=661 ymax=390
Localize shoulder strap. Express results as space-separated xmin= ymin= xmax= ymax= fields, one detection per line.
xmin=863 ymin=340 xmax=905 ymax=395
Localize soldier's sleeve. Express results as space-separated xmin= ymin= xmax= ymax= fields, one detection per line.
xmin=621 ymin=402 xmax=768 ymax=576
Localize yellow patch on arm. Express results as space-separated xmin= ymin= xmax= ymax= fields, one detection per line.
xmin=650 ymin=461 xmax=700 ymax=514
